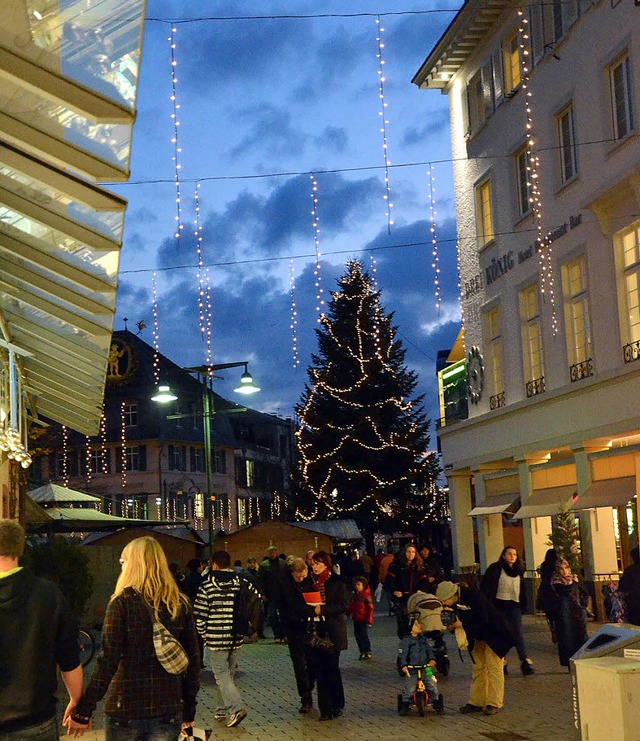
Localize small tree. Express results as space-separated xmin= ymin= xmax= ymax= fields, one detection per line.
xmin=23 ymin=536 xmax=93 ymax=617
xmin=548 ymin=508 xmax=582 ymax=575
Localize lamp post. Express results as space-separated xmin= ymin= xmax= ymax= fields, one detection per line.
xmin=153 ymin=362 xmax=260 ymax=555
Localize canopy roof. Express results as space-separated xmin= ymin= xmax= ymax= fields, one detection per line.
xmin=468 ymin=492 xmax=520 ymax=517
xmin=512 ymin=485 xmax=576 ymax=519
xmin=28 ymin=482 xmax=101 ymax=504
xmin=569 ymin=477 xmax=637 ymax=511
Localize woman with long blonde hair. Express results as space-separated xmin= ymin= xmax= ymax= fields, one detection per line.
xmin=66 ymin=537 xmax=200 ymax=740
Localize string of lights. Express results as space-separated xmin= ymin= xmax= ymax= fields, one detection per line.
xmin=375 ymin=16 xmax=393 ymax=233
xmin=194 ymin=184 xmax=214 ymax=366
xmin=289 ymin=258 xmax=300 ymax=368
xmin=151 ymin=272 xmax=161 ymax=386
xmin=168 ymin=27 xmax=184 ymax=239
xmin=428 ymin=164 xmax=441 ymax=312
xmin=120 ymin=401 xmax=128 ymax=497
xmin=62 ymin=425 xmax=69 ymax=488
xmin=310 ymin=174 xmax=325 ymax=322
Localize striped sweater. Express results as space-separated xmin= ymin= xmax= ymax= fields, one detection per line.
xmin=193 ymin=569 xmax=260 ymax=651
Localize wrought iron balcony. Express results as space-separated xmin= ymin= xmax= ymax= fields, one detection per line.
xmin=490 ymin=391 xmax=505 ymax=409
xmin=569 ymin=358 xmax=593 ymax=382
xmin=623 ymin=340 xmax=640 ymax=364
xmin=526 ymin=376 xmax=545 ymax=398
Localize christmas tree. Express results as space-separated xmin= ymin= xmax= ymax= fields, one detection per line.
xmin=293 ymin=260 xmax=443 ymax=537
xmin=548 ymin=508 xmax=582 ymax=574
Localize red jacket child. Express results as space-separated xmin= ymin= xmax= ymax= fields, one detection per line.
xmin=347 ymin=577 xmax=374 ymax=624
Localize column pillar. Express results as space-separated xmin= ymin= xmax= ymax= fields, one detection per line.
xmin=474 ymin=473 xmax=504 ymax=571
xmin=518 ymin=458 xmax=551 ymax=571
xmin=446 ymin=470 xmax=476 ymax=575
xmin=575 ymin=448 xmax=618 ymax=579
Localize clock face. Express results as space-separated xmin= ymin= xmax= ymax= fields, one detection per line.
xmin=467 ymin=347 xmax=484 ymax=404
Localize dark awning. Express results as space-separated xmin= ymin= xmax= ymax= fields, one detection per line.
xmin=569 ymin=477 xmax=636 ymax=511
xmin=468 ymin=492 xmax=520 ymax=516
xmin=512 ymin=484 xmax=576 ymax=519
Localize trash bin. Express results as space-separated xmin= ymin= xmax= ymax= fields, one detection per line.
xmin=571 ymin=624 xmax=640 ymax=740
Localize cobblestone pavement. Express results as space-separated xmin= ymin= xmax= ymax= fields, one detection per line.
xmin=68 ymin=608 xmax=586 ymax=741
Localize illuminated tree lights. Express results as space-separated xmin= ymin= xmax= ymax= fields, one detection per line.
xmin=293 ymin=260 xmax=442 ymax=533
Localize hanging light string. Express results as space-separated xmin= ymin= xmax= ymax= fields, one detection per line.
xmin=194 ymin=183 xmax=214 ymax=366
xmin=428 ymin=164 xmax=441 ymax=313
xmin=456 ymin=238 xmax=465 ymax=335
xmin=289 ymin=258 xmax=300 ymax=368
xmin=85 ymin=435 xmax=92 ymax=484
xmin=100 ymin=411 xmax=108 ymax=475
xmin=375 ymin=15 xmax=394 ymax=234
xmin=151 ymin=272 xmax=161 ymax=386
xmin=168 ymin=27 xmax=184 ymax=239
xmin=368 ymin=254 xmax=383 ymax=360
xmin=62 ymin=425 xmax=69 ymax=488
xmin=310 ymin=174 xmax=325 ymax=322
xmin=120 ymin=400 xmax=128 ymax=502
xmin=518 ymin=9 xmax=558 ymax=335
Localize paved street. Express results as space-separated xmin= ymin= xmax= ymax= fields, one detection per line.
xmin=70 ymin=606 xmax=585 ymax=741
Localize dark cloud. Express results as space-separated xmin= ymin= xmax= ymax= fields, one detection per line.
xmin=401 ymin=106 xmax=450 ymax=147
xmin=313 ymin=125 xmax=348 ymax=153
xmin=228 ymin=105 xmax=307 ymax=160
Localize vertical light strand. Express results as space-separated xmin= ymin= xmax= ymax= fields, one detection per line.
xmin=310 ymin=174 xmax=325 ymax=322
xmin=62 ymin=425 xmax=69 ymax=487
xmin=456 ymin=239 xmax=465 ymax=335
xmin=368 ymin=253 xmax=383 ymax=360
xmin=151 ymin=272 xmax=161 ymax=387
xmin=168 ymin=27 xmax=183 ymax=239
xmin=375 ymin=15 xmax=394 ymax=233
xmin=518 ymin=9 xmax=558 ymax=334
xmin=100 ymin=411 xmax=108 ymax=476
xmin=289 ymin=258 xmax=300 ymax=368
xmin=85 ymin=435 xmax=92 ymax=485
xmin=226 ymin=496 xmax=232 ymax=532
xmin=194 ymin=183 xmax=214 ymax=367
xmin=428 ymin=164 xmax=442 ymax=312
xmin=120 ymin=401 xmax=127 ymax=502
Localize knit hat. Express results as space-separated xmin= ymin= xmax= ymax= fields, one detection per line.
xmin=436 ymin=581 xmax=458 ymax=603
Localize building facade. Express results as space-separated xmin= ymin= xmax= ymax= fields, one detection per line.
xmin=414 ymin=0 xmax=640 ymax=584
xmin=28 ymin=330 xmax=296 ymax=539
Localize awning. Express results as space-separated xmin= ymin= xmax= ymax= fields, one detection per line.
xmin=569 ymin=477 xmax=637 ymax=511
xmin=28 ymin=482 xmax=101 ymax=504
xmin=468 ymin=492 xmax=520 ymax=516
xmin=26 ymin=506 xmax=186 ymax=533
xmin=512 ymin=484 xmax=576 ymax=519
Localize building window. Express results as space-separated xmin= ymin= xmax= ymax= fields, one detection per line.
xmin=245 ymin=460 xmax=255 ymax=488
xmin=561 ymin=256 xmax=593 ymax=379
xmin=610 ymin=53 xmax=635 ymax=141
xmin=557 ymin=105 xmax=578 ymax=183
xmin=89 ymin=448 xmax=109 ymax=474
xmin=237 ymin=497 xmax=248 ymax=527
xmin=125 ymin=445 xmax=141 ymax=471
xmin=619 ymin=222 xmax=640 ymax=361
xmin=519 ymin=283 xmax=546 ymax=395
xmin=484 ymin=306 xmax=504 ymax=408
xmin=169 ymin=445 xmax=186 ymax=471
xmin=515 ymin=147 xmax=531 ymax=216
xmin=190 ymin=446 xmax=205 ymax=473
xmin=503 ymin=31 xmax=521 ymax=93
xmin=123 ymin=402 xmax=138 ymax=427
xmin=475 ymin=178 xmax=494 ymax=247
xmin=214 ymin=449 xmax=227 ymax=474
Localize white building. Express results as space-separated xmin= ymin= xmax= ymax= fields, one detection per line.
xmin=414 ymin=0 xmax=640 ymax=587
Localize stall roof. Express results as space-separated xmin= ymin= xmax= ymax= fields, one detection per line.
xmin=289 ymin=519 xmax=362 ymax=542
xmin=569 ymin=477 xmax=636 ymax=511
xmin=28 ymin=482 xmax=101 ymax=504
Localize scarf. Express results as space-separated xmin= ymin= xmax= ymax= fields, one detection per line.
xmin=551 ymin=560 xmax=578 ymax=586
xmin=500 ymin=560 xmax=522 ymax=578
xmin=312 ymin=567 xmax=331 ymax=602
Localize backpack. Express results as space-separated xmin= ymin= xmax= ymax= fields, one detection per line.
xmin=233 ymin=578 xmax=262 ymax=637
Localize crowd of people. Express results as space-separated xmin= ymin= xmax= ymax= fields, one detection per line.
xmin=2 ymin=518 xmax=640 ymax=739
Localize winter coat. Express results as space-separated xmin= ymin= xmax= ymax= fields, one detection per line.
xmin=398 ymin=633 xmax=436 ymax=668
xmin=481 ymin=560 xmax=527 ymax=612
xmin=619 ymin=561 xmax=640 ymax=626
xmin=278 ymin=571 xmax=316 ymax=637
xmin=384 ymin=559 xmax=428 ymax=606
xmin=316 ymin=573 xmax=349 ymax=651
xmin=457 ymin=585 xmax=516 ymax=659
xmin=553 ymin=581 xmax=588 ymax=666
xmin=347 ymin=586 xmax=374 ymax=624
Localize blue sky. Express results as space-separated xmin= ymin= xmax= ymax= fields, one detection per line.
xmin=108 ymin=1 xmax=463 ymax=430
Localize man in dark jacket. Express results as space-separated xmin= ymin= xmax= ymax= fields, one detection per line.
xmin=0 ymin=520 xmax=83 ymax=739
xmin=619 ymin=547 xmax=640 ymax=625
xmin=258 ymin=546 xmax=287 ymax=642
xmin=436 ymin=580 xmax=515 ymax=717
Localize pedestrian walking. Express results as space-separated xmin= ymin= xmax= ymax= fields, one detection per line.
xmin=385 ymin=543 xmax=428 ymax=638
xmin=347 ymin=575 xmax=374 ymax=660
xmin=69 ymin=536 xmax=200 ymax=739
xmin=194 ymin=549 xmax=260 ymax=728
xmin=481 ymin=546 xmax=534 ymax=675
xmin=551 ymin=559 xmax=589 ymax=668
xmin=618 ymin=546 xmax=640 ymax=625
xmin=536 ymin=548 xmax=559 ymax=640
xmin=0 ymin=520 xmax=83 ymax=741
xmin=258 ymin=546 xmax=287 ymax=643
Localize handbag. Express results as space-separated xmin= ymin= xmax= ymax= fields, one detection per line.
xmin=140 ymin=597 xmax=189 ymax=675
xmin=308 ymin=616 xmax=334 ymax=653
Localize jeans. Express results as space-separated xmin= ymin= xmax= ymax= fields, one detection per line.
xmin=495 ymin=600 xmax=528 ymax=661
xmin=2 ymin=716 xmax=59 ymax=741
xmin=353 ymin=621 xmax=371 ymax=654
xmin=266 ymin=599 xmax=283 ymax=639
xmin=105 ymin=715 xmax=182 ymax=741
xmin=305 ymin=647 xmax=344 ymax=717
xmin=287 ymin=632 xmax=313 ymax=705
xmin=208 ymin=647 xmax=244 ymax=715
xmin=402 ymin=667 xmax=438 ymax=703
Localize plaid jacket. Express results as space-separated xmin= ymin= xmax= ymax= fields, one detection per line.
xmin=74 ymin=588 xmax=200 ymax=722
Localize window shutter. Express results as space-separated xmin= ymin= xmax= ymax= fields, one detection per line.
xmin=139 ymin=445 xmax=147 ymax=471
xmin=482 ymin=60 xmax=494 ymax=118
xmin=181 ymin=446 xmax=187 ymax=471
xmin=168 ymin=444 xmax=175 ymax=470
xmin=492 ymin=47 xmax=504 ymax=106
xmin=190 ymin=446 xmax=196 ymax=471
xmin=116 ymin=449 xmax=123 ymax=473
xmin=529 ymin=2 xmax=545 ymax=65
xmin=461 ymin=85 xmax=470 ymax=137
xmin=564 ymin=0 xmax=578 ymax=29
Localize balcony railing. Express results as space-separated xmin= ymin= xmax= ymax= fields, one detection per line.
xmin=489 ymin=391 xmax=505 ymax=410
xmin=569 ymin=358 xmax=593 ymax=382
xmin=623 ymin=340 xmax=640 ymax=364
xmin=526 ymin=376 xmax=545 ymax=398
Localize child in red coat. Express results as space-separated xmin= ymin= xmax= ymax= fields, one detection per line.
xmin=347 ymin=576 xmax=374 ymax=660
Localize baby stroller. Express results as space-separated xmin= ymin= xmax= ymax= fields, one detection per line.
xmin=406 ymin=591 xmax=450 ymax=676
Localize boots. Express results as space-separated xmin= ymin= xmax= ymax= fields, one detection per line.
xmin=521 ymin=658 xmax=535 ymax=675
xmin=399 ymin=700 xmax=412 ymax=716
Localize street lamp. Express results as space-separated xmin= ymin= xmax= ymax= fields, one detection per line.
xmin=152 ymin=361 xmax=260 ymax=554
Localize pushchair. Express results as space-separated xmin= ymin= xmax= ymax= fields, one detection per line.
xmin=405 ymin=591 xmax=451 ymax=676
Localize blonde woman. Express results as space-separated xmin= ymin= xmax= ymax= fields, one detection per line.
xmin=67 ymin=537 xmax=200 ymax=740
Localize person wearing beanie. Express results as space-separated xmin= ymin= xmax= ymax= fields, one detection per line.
xmin=436 ymin=580 xmax=515 ymax=716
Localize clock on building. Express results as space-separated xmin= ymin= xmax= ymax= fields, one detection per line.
xmin=467 ymin=346 xmax=484 ymax=404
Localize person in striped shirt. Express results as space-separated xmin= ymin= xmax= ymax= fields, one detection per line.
xmin=194 ymin=550 xmax=259 ymax=729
